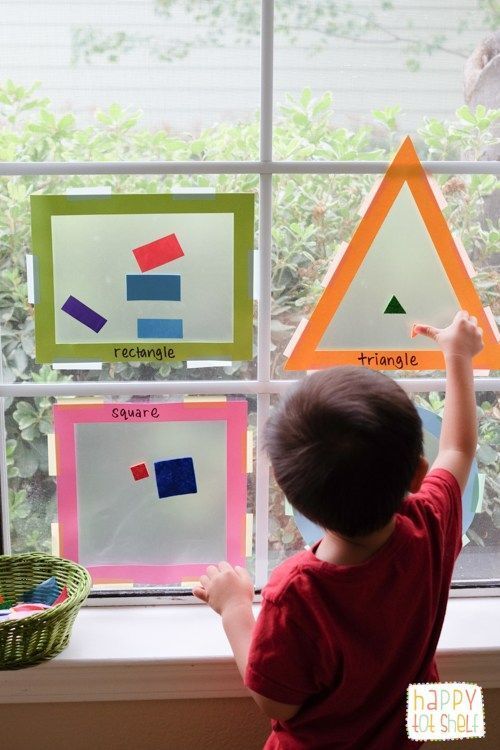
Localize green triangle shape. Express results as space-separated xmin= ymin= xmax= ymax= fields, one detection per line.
xmin=384 ymin=295 xmax=406 ymax=314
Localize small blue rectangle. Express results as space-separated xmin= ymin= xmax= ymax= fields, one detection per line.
xmin=126 ymin=274 xmax=181 ymax=301
xmin=137 ymin=318 xmax=184 ymax=339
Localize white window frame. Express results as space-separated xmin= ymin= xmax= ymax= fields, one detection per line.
xmin=0 ymin=0 xmax=499 ymax=597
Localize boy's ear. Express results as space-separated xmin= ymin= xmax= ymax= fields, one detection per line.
xmin=409 ymin=456 xmax=429 ymax=494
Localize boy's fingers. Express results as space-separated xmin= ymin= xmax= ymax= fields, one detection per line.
xmin=217 ymin=561 xmax=233 ymax=572
xmin=206 ymin=565 xmax=218 ymax=579
xmin=192 ymin=587 xmax=208 ymax=602
xmin=412 ymin=323 xmax=440 ymax=340
xmin=455 ymin=310 xmax=469 ymax=321
xmin=469 ymin=315 xmax=477 ymax=326
xmin=235 ymin=565 xmax=252 ymax=581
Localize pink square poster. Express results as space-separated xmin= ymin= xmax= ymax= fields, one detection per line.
xmin=53 ymin=400 xmax=248 ymax=585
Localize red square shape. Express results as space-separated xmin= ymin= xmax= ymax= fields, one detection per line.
xmin=130 ymin=462 xmax=149 ymax=481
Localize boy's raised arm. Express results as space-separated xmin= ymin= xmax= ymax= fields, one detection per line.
xmin=413 ymin=310 xmax=483 ymax=493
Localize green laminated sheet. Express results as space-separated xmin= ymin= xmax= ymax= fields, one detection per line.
xmin=31 ymin=193 xmax=254 ymax=363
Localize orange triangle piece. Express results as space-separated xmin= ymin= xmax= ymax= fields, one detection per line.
xmin=284 ymin=137 xmax=499 ymax=371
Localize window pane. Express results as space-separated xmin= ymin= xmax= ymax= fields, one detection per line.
xmin=0 ymin=0 xmax=261 ymax=160
xmin=271 ymin=172 xmax=499 ymax=379
xmin=5 ymin=394 xmax=256 ymax=593
xmin=268 ymin=392 xmax=500 ymax=586
xmin=0 ymin=175 xmax=258 ymax=383
xmin=274 ymin=0 xmax=499 ymax=160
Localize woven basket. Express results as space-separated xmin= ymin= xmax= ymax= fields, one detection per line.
xmin=0 ymin=553 xmax=92 ymax=669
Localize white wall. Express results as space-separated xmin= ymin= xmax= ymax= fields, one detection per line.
xmin=1 ymin=693 xmax=500 ymax=749
xmin=0 ymin=0 xmax=493 ymax=135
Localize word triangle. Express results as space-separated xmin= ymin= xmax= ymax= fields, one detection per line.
xmin=284 ymin=137 xmax=499 ymax=371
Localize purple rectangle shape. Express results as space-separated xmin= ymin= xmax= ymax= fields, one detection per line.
xmin=61 ymin=295 xmax=107 ymax=333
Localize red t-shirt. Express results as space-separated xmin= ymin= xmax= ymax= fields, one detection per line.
xmin=245 ymin=469 xmax=462 ymax=750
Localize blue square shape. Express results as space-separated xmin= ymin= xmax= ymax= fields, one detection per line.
xmin=154 ymin=457 xmax=197 ymax=499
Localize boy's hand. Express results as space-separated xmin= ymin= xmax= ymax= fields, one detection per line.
xmin=193 ymin=564 xmax=299 ymax=722
xmin=193 ymin=561 xmax=254 ymax=616
xmin=412 ymin=310 xmax=483 ymax=359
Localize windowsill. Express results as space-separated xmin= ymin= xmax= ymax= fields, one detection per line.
xmin=2 ymin=597 xmax=500 ymax=703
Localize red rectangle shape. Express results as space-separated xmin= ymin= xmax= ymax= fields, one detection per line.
xmin=133 ymin=234 xmax=185 ymax=272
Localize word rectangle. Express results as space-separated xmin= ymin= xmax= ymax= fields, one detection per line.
xmin=61 ymin=295 xmax=107 ymax=333
xmin=133 ymin=233 xmax=184 ymax=272
xmin=126 ymin=274 xmax=181 ymax=301
xmin=137 ymin=318 xmax=183 ymax=339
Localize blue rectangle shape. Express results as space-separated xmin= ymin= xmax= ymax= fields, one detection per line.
xmin=126 ymin=274 xmax=181 ymax=301
xmin=137 ymin=318 xmax=184 ymax=339
xmin=154 ymin=457 xmax=197 ymax=499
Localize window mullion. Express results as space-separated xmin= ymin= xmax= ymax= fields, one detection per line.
xmin=1 ymin=162 xmax=499 ymax=176
xmin=253 ymin=0 xmax=274 ymax=588
xmin=0 ymin=378 xmax=498 ymax=400
xmin=0 ymin=400 xmax=12 ymax=554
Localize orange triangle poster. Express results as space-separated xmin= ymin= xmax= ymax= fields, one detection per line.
xmin=284 ymin=137 xmax=500 ymax=371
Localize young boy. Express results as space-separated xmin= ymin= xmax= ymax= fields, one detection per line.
xmin=193 ymin=310 xmax=483 ymax=749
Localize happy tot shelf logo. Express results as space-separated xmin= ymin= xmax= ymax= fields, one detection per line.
xmin=407 ymin=683 xmax=485 ymax=741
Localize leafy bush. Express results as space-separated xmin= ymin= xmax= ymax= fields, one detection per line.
xmin=0 ymin=81 xmax=498 ymax=568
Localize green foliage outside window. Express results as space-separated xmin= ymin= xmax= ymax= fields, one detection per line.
xmin=0 ymin=81 xmax=498 ymax=566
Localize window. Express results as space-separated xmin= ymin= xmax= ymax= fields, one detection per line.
xmin=0 ymin=0 xmax=498 ymax=596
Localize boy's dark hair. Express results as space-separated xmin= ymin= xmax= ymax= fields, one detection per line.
xmin=265 ymin=366 xmax=423 ymax=537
